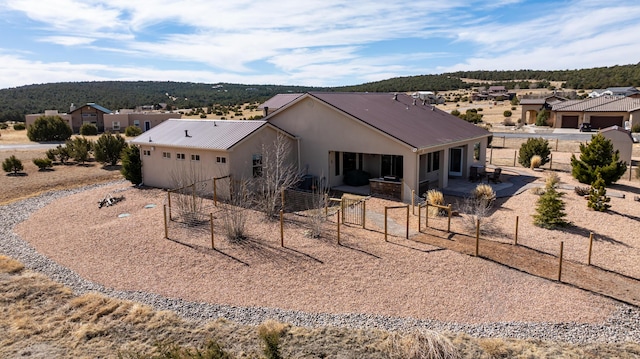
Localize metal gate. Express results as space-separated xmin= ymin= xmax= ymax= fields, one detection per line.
xmin=341 ymin=195 xmax=366 ymax=227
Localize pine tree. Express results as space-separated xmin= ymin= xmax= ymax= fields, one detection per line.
xmin=2 ymin=155 xmax=23 ymax=175
xmin=120 ymin=144 xmax=142 ymax=185
xmin=587 ymin=173 xmax=611 ymax=212
xmin=533 ymin=183 xmax=568 ymax=229
xmin=570 ymin=133 xmax=627 ymax=185
xmin=94 ymin=132 xmax=126 ymax=166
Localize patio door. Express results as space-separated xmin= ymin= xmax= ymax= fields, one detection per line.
xmin=449 ymin=147 xmax=463 ymax=177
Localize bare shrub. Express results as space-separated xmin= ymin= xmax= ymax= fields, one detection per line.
xmin=545 ymin=172 xmax=560 ymax=188
xmin=305 ymin=185 xmax=329 ymax=238
xmin=170 ymin=165 xmax=209 ymax=225
xmin=385 ymin=329 xmax=459 ymax=359
xmin=0 ymin=255 xmax=24 ymax=274
xmin=221 ymin=178 xmax=251 ymax=242
xmin=252 ymin=133 xmax=300 ymax=220
xmin=471 ymin=183 xmax=496 ymax=208
xmin=574 ymin=186 xmax=590 ymax=196
xmin=458 ymin=196 xmax=499 ymax=236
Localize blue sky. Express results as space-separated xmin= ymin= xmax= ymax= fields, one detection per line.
xmin=0 ymin=0 xmax=639 ymax=89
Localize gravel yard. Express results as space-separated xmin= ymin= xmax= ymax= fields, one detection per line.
xmin=5 ymin=171 xmax=640 ymax=343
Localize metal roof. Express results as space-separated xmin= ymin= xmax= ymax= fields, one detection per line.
xmin=130 ymin=119 xmax=270 ymax=150
xmin=298 ymin=92 xmax=490 ymax=150
xmin=70 ymin=103 xmax=112 ymax=114
xmin=553 ymin=96 xmax=640 ymax=112
xmin=258 ymin=93 xmax=303 ymax=110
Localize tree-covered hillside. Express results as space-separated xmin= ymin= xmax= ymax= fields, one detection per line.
xmin=0 ymin=81 xmax=320 ymax=122
xmin=2 ymin=63 xmax=639 ymax=122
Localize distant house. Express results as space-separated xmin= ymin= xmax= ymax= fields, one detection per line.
xmin=26 ymin=103 xmax=181 ymax=133
xmin=519 ymin=95 xmax=567 ymax=124
xmin=588 ymin=87 xmax=640 ymax=98
xmin=551 ymin=96 xmax=640 ymax=129
xmin=472 ymin=86 xmax=514 ymax=101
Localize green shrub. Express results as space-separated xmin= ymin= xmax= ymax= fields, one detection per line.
xmin=32 ymin=158 xmax=53 ymax=171
xmin=518 ymin=137 xmax=551 ymax=168
xmin=450 ymin=109 xmax=460 ymax=116
xmin=94 ymin=132 xmax=126 ymax=166
xmin=124 ymin=125 xmax=143 ymax=137
xmin=27 ymin=115 xmax=72 ymax=142
xmin=66 ymin=136 xmax=93 ymax=164
xmin=79 ymin=123 xmax=98 ymax=136
xmin=121 ymin=145 xmax=142 ymax=185
xmin=570 ymin=133 xmax=627 ymax=185
xmin=587 ymin=173 xmax=611 ymax=212
xmin=535 ymin=110 xmax=550 ymax=126
xmin=511 ymin=106 xmax=516 ymax=111
xmin=533 ymin=182 xmax=568 ymax=229
xmin=631 ymin=123 xmax=640 ymax=133
xmin=13 ymin=123 xmax=25 ymax=130
xmin=503 ymin=110 xmax=512 ymax=118
xmin=0 ymin=123 xmax=8 ymax=130
xmin=2 ymin=155 xmax=23 ymax=174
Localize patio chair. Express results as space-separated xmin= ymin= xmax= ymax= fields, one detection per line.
xmin=489 ymin=168 xmax=502 ymax=183
xmin=469 ymin=166 xmax=485 ymax=182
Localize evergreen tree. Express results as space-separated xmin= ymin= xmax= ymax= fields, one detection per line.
xmin=2 ymin=155 xmax=23 ymax=175
xmin=570 ymin=133 xmax=627 ymax=185
xmin=533 ymin=183 xmax=568 ymax=229
xmin=587 ymin=173 xmax=611 ymax=212
xmin=120 ymin=145 xmax=142 ymax=185
xmin=518 ymin=137 xmax=551 ymax=168
xmin=27 ymin=115 xmax=72 ymax=142
xmin=94 ymin=132 xmax=126 ymax=166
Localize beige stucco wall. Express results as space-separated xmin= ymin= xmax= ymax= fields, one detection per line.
xmin=25 ymin=113 xmax=72 ymax=130
xmin=104 ymin=113 xmax=182 ymax=133
xmin=268 ymin=97 xmax=487 ymax=202
xmin=137 ymin=125 xmax=296 ymax=196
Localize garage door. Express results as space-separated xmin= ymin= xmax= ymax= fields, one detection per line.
xmin=590 ymin=116 xmax=623 ymax=129
xmin=561 ymin=115 xmax=579 ymax=128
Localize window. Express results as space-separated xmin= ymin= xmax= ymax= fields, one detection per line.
xmin=427 ymin=152 xmax=440 ymax=173
xmin=216 ymin=156 xmax=226 ymax=164
xmin=191 ymin=154 xmax=200 ymax=161
xmin=334 ymin=152 xmax=340 ymax=176
xmin=112 ymin=121 xmax=120 ymax=131
xmin=162 ymin=152 xmax=171 ymax=159
xmin=343 ymin=152 xmax=357 ymax=172
xmin=176 ymin=153 xmax=185 ymax=160
xmin=473 ymin=142 xmax=481 ymax=161
xmin=252 ymin=154 xmax=262 ymax=177
xmin=142 ymin=150 xmax=151 ymax=156
xmin=381 ymin=155 xmax=403 ymax=178
xmin=133 ymin=120 xmax=140 ymax=127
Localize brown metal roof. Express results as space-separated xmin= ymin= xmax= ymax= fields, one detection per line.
xmin=258 ymin=93 xmax=302 ymax=110
xmin=553 ymin=96 xmax=640 ymax=112
xmin=305 ymin=92 xmax=490 ymax=149
xmin=588 ymin=97 xmax=640 ymax=112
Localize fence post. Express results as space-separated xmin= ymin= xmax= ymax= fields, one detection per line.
xmin=549 ymin=153 xmax=553 ymax=171
xmin=210 ymin=212 xmax=214 ymax=249
xmin=167 ymin=191 xmax=172 ymax=220
xmin=163 ymin=205 xmax=168 ymax=239
xmin=475 ymin=219 xmax=480 ymax=256
xmin=384 ymin=207 xmax=388 ymax=242
xmin=341 ymin=199 xmax=345 ymax=224
xmin=280 ymin=210 xmax=284 ymax=247
xmin=558 ymin=241 xmax=564 ymax=282
xmin=337 ymin=210 xmax=341 ymax=245
xmin=281 ymin=189 xmax=285 ymax=210
xmin=513 ymin=150 xmax=517 ymax=167
xmin=447 ymin=204 xmax=452 ymax=233
xmin=362 ymin=200 xmax=366 ymax=229
xmin=425 ymin=202 xmax=429 ymax=228
xmin=418 ymin=204 xmax=422 ymax=233
xmin=587 ymin=232 xmax=593 ymax=265
xmin=213 ymin=178 xmax=218 ymax=206
xmin=411 ymin=190 xmax=415 ymax=215
xmin=324 ymin=194 xmax=328 ymax=216
xmin=514 ymin=216 xmax=519 ymax=245
xmin=406 ymin=205 xmax=409 ymax=239
xmin=630 ymin=164 xmax=633 ymax=181
xmin=555 ymin=138 xmax=559 ymax=151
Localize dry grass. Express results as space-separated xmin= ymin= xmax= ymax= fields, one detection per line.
xmin=2 ymin=264 xmax=640 ymax=358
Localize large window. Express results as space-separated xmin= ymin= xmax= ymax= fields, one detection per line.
xmin=252 ymin=154 xmax=262 ymax=177
xmin=381 ymin=155 xmax=403 ymax=178
xmin=427 ymin=152 xmax=440 ymax=172
xmin=343 ymin=152 xmax=357 ymax=172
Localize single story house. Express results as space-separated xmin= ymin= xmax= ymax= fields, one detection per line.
xmin=131 ymin=119 xmax=296 ymax=192
xmin=551 ymin=96 xmax=640 ymax=129
xmin=519 ymin=95 xmax=567 ymax=124
xmin=588 ymin=87 xmax=640 ymax=98
xmin=600 ymin=126 xmax=634 ymax=165
xmin=133 ymin=92 xmax=491 ymax=203
xmin=264 ymin=92 xmax=491 ymax=201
